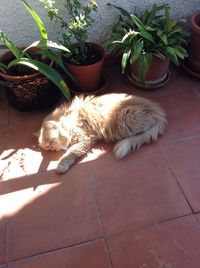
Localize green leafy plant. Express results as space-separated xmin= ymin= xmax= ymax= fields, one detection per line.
xmin=106 ymin=3 xmax=189 ymax=83
xmin=39 ymin=0 xmax=97 ymax=65
xmin=0 ymin=0 xmax=72 ymax=100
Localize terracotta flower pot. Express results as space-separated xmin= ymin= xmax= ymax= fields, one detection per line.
xmin=189 ymin=12 xmax=200 ymax=72
xmin=131 ymin=55 xmax=170 ymax=85
xmin=64 ymin=43 xmax=105 ymax=92
xmin=0 ymin=47 xmax=60 ymax=112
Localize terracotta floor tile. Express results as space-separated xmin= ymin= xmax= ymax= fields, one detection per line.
xmin=1 ymin=64 xmax=200 ymax=266
xmin=152 ymin=90 xmax=200 ymax=143
xmin=0 ymin=127 xmax=8 ymax=156
xmin=0 ymin=86 xmax=6 ymax=100
xmin=108 ymin=215 xmax=200 ymax=268
xmin=195 ymin=214 xmax=200 ymax=225
xmin=7 ymin=111 xmax=46 ymax=149
xmin=0 ymin=101 xmax=8 ymax=127
xmin=9 ymin=239 xmax=111 ymax=268
xmin=86 ymin=145 xmax=191 ymax=236
xmin=160 ymin=138 xmax=200 ymax=212
xmin=8 ymin=106 xmax=50 ymax=125
xmin=1 ymin=120 xmax=112 ymax=180
xmin=0 ymin=115 xmax=63 ymax=180
xmin=0 ymin=167 xmax=102 ymax=261
xmin=0 ymin=218 xmax=7 ymax=264
xmin=104 ymin=65 xmax=200 ymax=98
xmin=0 ymin=265 xmax=7 ymax=268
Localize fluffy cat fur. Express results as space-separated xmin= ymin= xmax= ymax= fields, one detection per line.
xmin=37 ymin=93 xmax=167 ymax=173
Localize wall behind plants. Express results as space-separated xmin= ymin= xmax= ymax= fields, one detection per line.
xmin=0 ymin=0 xmax=200 ymax=47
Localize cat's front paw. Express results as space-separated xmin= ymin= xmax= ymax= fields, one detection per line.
xmin=56 ymin=155 xmax=75 ymax=174
xmin=56 ymin=161 xmax=70 ymax=174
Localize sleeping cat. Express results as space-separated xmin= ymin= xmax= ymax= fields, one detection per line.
xmin=36 ymin=93 xmax=167 ymax=173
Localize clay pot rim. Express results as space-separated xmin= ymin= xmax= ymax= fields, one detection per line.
xmin=0 ymin=46 xmax=54 ymax=82
xmin=181 ymin=59 xmax=200 ymax=79
xmin=63 ymin=42 xmax=105 ymax=67
xmin=127 ymin=69 xmax=170 ymax=90
xmin=191 ymin=12 xmax=200 ymax=34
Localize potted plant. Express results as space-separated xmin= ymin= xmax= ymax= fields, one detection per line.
xmin=106 ymin=3 xmax=189 ymax=88
xmin=39 ymin=0 xmax=105 ymax=93
xmin=0 ymin=0 xmax=72 ymax=111
xmin=186 ymin=12 xmax=200 ymax=74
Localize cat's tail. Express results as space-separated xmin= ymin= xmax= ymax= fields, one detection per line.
xmin=113 ymin=117 xmax=166 ymax=159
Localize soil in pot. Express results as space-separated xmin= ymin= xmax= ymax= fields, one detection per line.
xmin=64 ymin=43 xmax=103 ymax=66
xmin=2 ymin=54 xmax=50 ymax=76
xmin=63 ymin=43 xmax=105 ymax=92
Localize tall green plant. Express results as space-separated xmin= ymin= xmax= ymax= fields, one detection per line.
xmin=0 ymin=0 xmax=72 ymax=100
xmin=39 ymin=0 xmax=97 ymax=65
xmin=106 ymin=3 xmax=189 ymax=84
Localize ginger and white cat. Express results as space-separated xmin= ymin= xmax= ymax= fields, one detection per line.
xmin=37 ymin=93 xmax=167 ymax=173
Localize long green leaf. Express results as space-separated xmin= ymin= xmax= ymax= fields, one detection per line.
xmin=22 ymin=0 xmax=48 ymax=42
xmin=23 ymin=40 xmax=70 ymax=54
xmin=0 ymin=32 xmax=22 ymax=58
xmin=139 ymin=53 xmax=152 ymax=84
xmin=160 ymin=34 xmax=168 ymax=45
xmin=122 ymin=32 xmax=131 ymax=43
xmin=107 ymin=3 xmax=132 ymax=19
xmin=121 ymin=47 xmax=131 ymax=73
xmin=130 ymin=40 xmax=144 ymax=64
xmin=174 ymin=46 xmax=188 ymax=57
xmin=0 ymin=62 xmax=8 ymax=73
xmin=152 ymin=51 xmax=166 ymax=60
xmin=164 ymin=4 xmax=170 ymax=23
xmin=8 ymin=58 xmax=71 ymax=100
xmin=165 ymin=46 xmax=179 ymax=65
xmin=36 ymin=49 xmax=76 ymax=83
xmin=174 ymin=47 xmax=188 ymax=59
xmin=130 ymin=15 xmax=146 ymax=32
xmin=140 ymin=31 xmax=155 ymax=43
xmin=147 ymin=3 xmax=157 ymax=24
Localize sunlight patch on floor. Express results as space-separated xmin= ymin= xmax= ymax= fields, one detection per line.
xmin=80 ymin=148 xmax=107 ymax=163
xmin=0 ymin=182 xmax=60 ymax=218
xmin=0 ymin=148 xmax=44 ymax=180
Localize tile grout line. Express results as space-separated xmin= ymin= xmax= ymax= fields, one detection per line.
xmin=5 ymin=216 xmax=10 ymax=266
xmin=107 ymin=212 xmax=194 ymax=240
xmin=7 ymin=237 xmax=104 ymax=265
xmin=158 ymin=134 xmax=200 ymax=146
xmin=194 ymin=214 xmax=200 ymax=227
xmin=86 ymin=168 xmax=114 ymax=268
xmin=157 ymin=145 xmax=195 ymax=213
xmin=193 ymin=88 xmax=200 ymax=99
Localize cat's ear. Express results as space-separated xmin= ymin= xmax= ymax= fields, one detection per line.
xmin=33 ymin=130 xmax=40 ymax=138
xmin=45 ymin=120 xmax=57 ymax=129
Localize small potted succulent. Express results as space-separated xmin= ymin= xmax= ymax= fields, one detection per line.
xmin=0 ymin=0 xmax=72 ymax=111
xmin=106 ymin=3 xmax=189 ymax=88
xmin=39 ymin=0 xmax=105 ymax=93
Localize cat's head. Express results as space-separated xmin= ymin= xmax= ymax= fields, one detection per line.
xmin=36 ymin=120 xmax=71 ymax=151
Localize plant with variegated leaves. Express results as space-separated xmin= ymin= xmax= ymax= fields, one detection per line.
xmin=105 ymin=3 xmax=189 ymax=83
